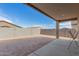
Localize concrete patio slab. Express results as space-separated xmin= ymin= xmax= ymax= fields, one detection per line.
xmin=28 ymin=39 xmax=79 ymax=56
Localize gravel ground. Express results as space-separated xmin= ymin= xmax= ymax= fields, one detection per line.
xmin=0 ymin=37 xmax=54 ymax=56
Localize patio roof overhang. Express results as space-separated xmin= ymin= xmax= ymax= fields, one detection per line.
xmin=27 ymin=3 xmax=78 ymax=22
xmin=26 ymin=3 xmax=79 ymax=39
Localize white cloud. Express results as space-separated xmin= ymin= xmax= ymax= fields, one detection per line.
xmin=0 ymin=16 xmax=13 ymax=23
xmin=0 ymin=8 xmax=13 ymax=23
xmin=31 ymin=24 xmax=55 ymax=29
xmin=32 ymin=25 xmax=41 ymax=27
xmin=60 ymin=21 xmax=72 ymax=28
xmin=31 ymin=24 xmax=48 ymax=29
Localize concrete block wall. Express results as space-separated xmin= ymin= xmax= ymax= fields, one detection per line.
xmin=0 ymin=27 xmax=40 ymax=40
xmin=40 ymin=29 xmax=70 ymax=38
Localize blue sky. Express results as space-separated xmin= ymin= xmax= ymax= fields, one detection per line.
xmin=0 ymin=3 xmax=71 ymax=29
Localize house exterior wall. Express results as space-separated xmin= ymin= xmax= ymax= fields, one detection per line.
xmin=0 ymin=21 xmax=21 ymax=29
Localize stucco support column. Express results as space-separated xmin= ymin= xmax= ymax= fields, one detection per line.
xmin=56 ymin=21 xmax=59 ymax=39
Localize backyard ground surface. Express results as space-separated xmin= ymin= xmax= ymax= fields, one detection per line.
xmin=0 ymin=36 xmax=54 ymax=56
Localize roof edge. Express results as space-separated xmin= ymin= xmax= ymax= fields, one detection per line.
xmin=27 ymin=3 xmax=57 ymax=21
xmin=0 ymin=20 xmax=22 ymax=28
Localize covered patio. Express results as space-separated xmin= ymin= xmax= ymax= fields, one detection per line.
xmin=26 ymin=3 xmax=79 ymax=56
xmin=27 ymin=3 xmax=79 ymax=39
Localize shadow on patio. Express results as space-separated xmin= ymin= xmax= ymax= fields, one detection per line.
xmin=29 ymin=37 xmax=79 ymax=56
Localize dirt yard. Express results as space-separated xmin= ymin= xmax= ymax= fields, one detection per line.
xmin=0 ymin=36 xmax=54 ymax=56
